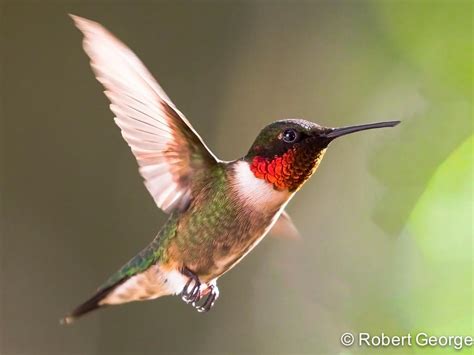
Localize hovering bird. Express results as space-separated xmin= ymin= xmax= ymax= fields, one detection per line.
xmin=62 ymin=15 xmax=399 ymax=324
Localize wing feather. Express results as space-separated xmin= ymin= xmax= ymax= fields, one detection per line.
xmin=71 ymin=15 xmax=219 ymax=213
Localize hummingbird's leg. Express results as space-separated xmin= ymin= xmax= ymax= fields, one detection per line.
xmin=196 ymin=281 xmax=219 ymax=313
xmin=180 ymin=267 xmax=201 ymax=304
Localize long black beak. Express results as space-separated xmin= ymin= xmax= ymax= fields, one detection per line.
xmin=325 ymin=120 xmax=400 ymax=139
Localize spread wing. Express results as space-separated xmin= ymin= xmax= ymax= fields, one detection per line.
xmin=71 ymin=15 xmax=220 ymax=213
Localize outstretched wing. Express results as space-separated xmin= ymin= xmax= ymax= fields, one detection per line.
xmin=71 ymin=15 xmax=219 ymax=213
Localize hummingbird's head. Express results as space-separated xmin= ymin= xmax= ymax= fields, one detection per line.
xmin=245 ymin=119 xmax=400 ymax=192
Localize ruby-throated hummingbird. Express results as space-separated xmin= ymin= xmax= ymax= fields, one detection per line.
xmin=62 ymin=15 xmax=399 ymax=324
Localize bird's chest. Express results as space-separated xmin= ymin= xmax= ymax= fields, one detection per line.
xmin=164 ymin=161 xmax=290 ymax=281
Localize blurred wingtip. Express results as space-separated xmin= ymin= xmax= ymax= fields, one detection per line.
xmin=268 ymin=211 xmax=302 ymax=241
xmin=59 ymin=315 xmax=75 ymax=326
xmin=68 ymin=13 xmax=83 ymax=26
xmin=68 ymin=14 xmax=100 ymax=32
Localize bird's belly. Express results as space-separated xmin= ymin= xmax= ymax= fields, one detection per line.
xmin=195 ymin=220 xmax=274 ymax=282
xmin=208 ymin=235 xmax=265 ymax=279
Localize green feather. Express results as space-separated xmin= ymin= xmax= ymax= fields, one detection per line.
xmin=98 ymin=214 xmax=179 ymax=290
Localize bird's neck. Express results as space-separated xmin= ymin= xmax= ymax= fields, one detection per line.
xmin=230 ymin=160 xmax=293 ymax=213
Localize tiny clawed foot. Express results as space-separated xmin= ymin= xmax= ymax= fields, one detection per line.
xmin=180 ymin=267 xmax=201 ymax=304
xmin=196 ymin=284 xmax=219 ymax=313
xmin=179 ymin=268 xmax=219 ymax=312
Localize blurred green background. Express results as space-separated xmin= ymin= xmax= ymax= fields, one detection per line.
xmin=0 ymin=1 xmax=472 ymax=354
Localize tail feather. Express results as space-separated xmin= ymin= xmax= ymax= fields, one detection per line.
xmin=60 ymin=264 xmax=186 ymax=324
xmin=60 ymin=279 xmax=126 ymax=325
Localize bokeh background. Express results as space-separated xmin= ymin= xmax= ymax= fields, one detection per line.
xmin=1 ymin=1 xmax=472 ymax=354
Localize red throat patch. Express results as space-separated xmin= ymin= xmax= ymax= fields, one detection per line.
xmin=250 ymin=149 xmax=297 ymax=190
xmin=250 ymin=148 xmax=326 ymax=191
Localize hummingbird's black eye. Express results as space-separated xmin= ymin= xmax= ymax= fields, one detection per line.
xmin=282 ymin=129 xmax=298 ymax=143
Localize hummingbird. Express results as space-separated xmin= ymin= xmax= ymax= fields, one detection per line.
xmin=62 ymin=15 xmax=399 ymax=324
